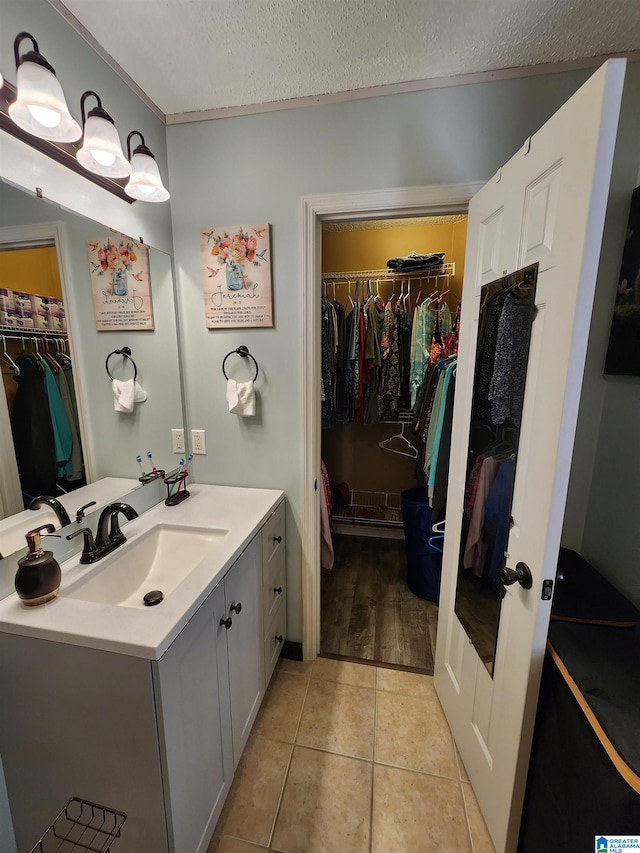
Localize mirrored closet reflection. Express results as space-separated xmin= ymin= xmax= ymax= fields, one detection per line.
xmin=319 ymin=215 xmax=467 ymax=673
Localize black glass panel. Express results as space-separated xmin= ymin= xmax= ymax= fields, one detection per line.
xmin=454 ymin=263 xmax=538 ymax=675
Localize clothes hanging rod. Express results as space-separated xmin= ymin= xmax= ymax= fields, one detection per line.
xmin=321 ymin=263 xmax=455 ymax=282
xmin=0 ymin=327 xmax=68 ymax=338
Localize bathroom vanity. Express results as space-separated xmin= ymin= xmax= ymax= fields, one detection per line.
xmin=0 ymin=484 xmax=286 ymax=853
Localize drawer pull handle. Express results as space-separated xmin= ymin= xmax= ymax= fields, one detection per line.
xmin=275 ymin=634 xmax=284 ymax=644
xmin=230 ymin=602 xmax=242 ymax=614
xmin=273 ymin=535 xmax=282 ymax=544
xmin=274 ymin=586 xmax=283 ymax=595
xmin=219 ymin=617 xmax=232 ymax=630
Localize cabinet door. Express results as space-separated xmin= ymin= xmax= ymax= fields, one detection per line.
xmin=154 ymin=582 xmax=233 ymax=853
xmin=225 ymin=535 xmax=264 ymax=768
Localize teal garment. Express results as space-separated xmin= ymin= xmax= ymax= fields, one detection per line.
xmin=42 ymin=360 xmax=73 ymax=477
xmin=425 ymin=359 xmax=456 ymax=487
xmin=409 ymin=301 xmax=435 ymax=407
xmin=440 ymin=302 xmax=452 ymax=335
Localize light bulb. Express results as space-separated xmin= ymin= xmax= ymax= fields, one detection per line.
xmin=90 ymin=148 xmax=116 ymax=167
xmin=27 ymin=104 xmax=61 ymax=128
xmin=137 ymin=184 xmax=155 ymax=195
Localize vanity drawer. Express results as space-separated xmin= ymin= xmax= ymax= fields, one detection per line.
xmin=264 ymin=598 xmax=287 ymax=685
xmin=262 ymin=501 xmax=285 ymax=567
xmin=263 ymin=556 xmax=286 ymax=625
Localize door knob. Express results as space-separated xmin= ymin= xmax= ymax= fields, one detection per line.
xmin=219 ymin=617 xmax=232 ymax=630
xmin=501 ymin=561 xmax=533 ymax=589
xmin=274 ymin=586 xmax=283 ymax=595
xmin=230 ymin=602 xmax=242 ymax=614
xmin=275 ymin=634 xmax=284 ymax=644
xmin=273 ymin=535 xmax=282 ymax=543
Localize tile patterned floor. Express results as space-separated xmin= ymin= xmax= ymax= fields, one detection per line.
xmin=208 ymin=657 xmax=496 ymax=853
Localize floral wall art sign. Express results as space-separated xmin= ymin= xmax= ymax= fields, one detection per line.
xmin=87 ymin=235 xmax=154 ymax=331
xmin=200 ymin=224 xmax=273 ymax=328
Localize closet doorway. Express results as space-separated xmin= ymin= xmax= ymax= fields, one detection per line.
xmin=0 ymin=227 xmax=86 ymax=518
xmin=319 ymin=214 xmax=467 ymax=673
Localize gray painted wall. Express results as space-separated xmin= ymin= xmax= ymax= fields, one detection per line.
xmin=167 ymin=69 xmax=601 ymax=641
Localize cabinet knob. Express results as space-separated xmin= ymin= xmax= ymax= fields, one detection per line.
xmin=220 ymin=617 xmax=232 ymax=630
xmin=273 ymin=535 xmax=282 ymax=544
xmin=230 ymin=602 xmax=242 ymax=614
xmin=274 ymin=586 xmax=283 ymax=595
xmin=275 ymin=634 xmax=284 ymax=644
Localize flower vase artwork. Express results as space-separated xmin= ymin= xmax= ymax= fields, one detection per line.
xmin=87 ymin=235 xmax=154 ymax=331
xmin=200 ymin=224 xmax=273 ymax=329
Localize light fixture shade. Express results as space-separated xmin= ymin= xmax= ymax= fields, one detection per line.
xmin=125 ymin=151 xmax=170 ymax=202
xmin=8 ymin=59 xmax=81 ymax=142
xmin=77 ymin=114 xmax=131 ymax=178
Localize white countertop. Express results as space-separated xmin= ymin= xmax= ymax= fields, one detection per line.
xmin=0 ymin=484 xmax=284 ymax=660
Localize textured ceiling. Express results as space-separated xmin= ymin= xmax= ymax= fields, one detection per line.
xmin=55 ymin=0 xmax=640 ymax=118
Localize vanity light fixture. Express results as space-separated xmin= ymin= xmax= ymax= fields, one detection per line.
xmin=8 ymin=32 xmax=81 ymax=142
xmin=125 ymin=131 xmax=170 ymax=203
xmin=76 ymin=91 xmax=131 ymax=179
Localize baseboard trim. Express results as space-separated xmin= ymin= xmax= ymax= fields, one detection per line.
xmin=281 ymin=640 xmax=303 ymax=661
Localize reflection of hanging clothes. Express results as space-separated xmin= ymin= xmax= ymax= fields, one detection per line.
xmin=55 ymin=364 xmax=83 ymax=481
xmin=463 ymin=456 xmax=499 ymax=573
xmin=11 ymin=354 xmax=57 ymax=501
xmin=484 ymin=459 xmax=516 ymax=579
xmin=473 ymin=290 xmax=508 ymax=423
xmin=42 ymin=361 xmax=73 ymax=478
xmin=488 ymin=294 xmax=532 ymax=425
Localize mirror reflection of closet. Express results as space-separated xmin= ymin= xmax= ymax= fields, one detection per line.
xmin=0 ymin=239 xmax=85 ymax=514
xmin=454 ymin=263 xmax=538 ymax=674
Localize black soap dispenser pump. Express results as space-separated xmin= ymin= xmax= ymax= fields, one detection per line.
xmin=15 ymin=524 xmax=62 ymax=606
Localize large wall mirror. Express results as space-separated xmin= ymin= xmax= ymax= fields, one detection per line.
xmin=0 ymin=178 xmax=185 ymax=579
xmin=454 ymin=263 xmax=538 ymax=674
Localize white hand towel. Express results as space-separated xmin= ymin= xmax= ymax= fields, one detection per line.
xmin=226 ymin=378 xmax=256 ymax=416
xmin=112 ymin=378 xmax=148 ymax=412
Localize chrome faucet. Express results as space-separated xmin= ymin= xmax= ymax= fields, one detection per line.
xmin=66 ymin=502 xmax=139 ymax=564
xmin=29 ymin=495 xmax=72 ymax=528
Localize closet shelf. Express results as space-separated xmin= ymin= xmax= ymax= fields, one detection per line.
xmin=333 ymin=490 xmax=403 ymax=528
xmin=0 ymin=326 xmax=67 ymax=337
xmin=321 ymin=263 xmax=455 ymax=282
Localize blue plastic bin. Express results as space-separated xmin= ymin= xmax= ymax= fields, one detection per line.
xmin=401 ymin=487 xmax=442 ymax=602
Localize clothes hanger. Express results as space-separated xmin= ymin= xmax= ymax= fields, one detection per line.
xmin=378 ymin=422 xmax=418 ymax=458
xmin=0 ymin=336 xmax=20 ymax=377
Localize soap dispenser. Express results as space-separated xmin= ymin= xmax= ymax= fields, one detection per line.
xmin=15 ymin=524 xmax=62 ymax=606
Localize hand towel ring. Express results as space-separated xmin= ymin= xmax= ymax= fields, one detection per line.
xmin=222 ymin=345 xmax=259 ymax=382
xmin=105 ymin=346 xmax=138 ymax=381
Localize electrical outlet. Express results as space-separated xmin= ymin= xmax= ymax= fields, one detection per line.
xmin=191 ymin=429 xmax=206 ymax=454
xmin=171 ymin=429 xmax=185 ymax=454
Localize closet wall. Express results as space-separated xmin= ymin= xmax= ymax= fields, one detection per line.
xmin=321 ymin=216 xmax=466 ymax=511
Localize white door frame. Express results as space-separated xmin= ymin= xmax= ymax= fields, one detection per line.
xmin=300 ymin=182 xmax=484 ymax=659
xmin=0 ymin=220 xmax=94 ymax=517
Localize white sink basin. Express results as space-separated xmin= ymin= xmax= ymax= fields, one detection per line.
xmin=64 ymin=524 xmax=228 ymax=608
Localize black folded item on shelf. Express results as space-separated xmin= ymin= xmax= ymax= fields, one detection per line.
xmin=386 ymin=252 xmax=446 ymax=272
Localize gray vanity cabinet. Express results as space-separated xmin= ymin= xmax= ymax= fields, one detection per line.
xmin=0 ymin=502 xmax=284 ymax=853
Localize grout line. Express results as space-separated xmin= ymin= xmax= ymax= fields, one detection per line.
xmin=459 ymin=779 xmax=476 ymax=853
xmin=265 ymin=674 xmax=311 ymax=849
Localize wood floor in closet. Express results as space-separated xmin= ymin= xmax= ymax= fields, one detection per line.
xmin=321 ymin=533 xmax=438 ymax=673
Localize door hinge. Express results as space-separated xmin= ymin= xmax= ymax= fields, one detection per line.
xmin=541 ymin=579 xmax=553 ymax=600
xmin=314 ymin=479 xmax=318 ymax=492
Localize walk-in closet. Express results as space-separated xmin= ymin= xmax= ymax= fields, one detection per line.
xmin=0 ymin=242 xmax=85 ymax=515
xmin=319 ymin=215 xmax=467 ymax=672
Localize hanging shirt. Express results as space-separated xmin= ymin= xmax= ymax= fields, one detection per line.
xmin=488 ymin=294 xmax=532 ymax=425
xmin=42 ymin=360 xmax=73 ymax=477
xmin=484 ymin=459 xmax=516 ymax=580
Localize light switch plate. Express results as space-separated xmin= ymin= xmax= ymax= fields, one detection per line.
xmin=191 ymin=429 xmax=206 ymax=454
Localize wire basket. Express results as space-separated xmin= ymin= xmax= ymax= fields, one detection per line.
xmin=332 ymin=489 xmax=403 ymax=526
xmin=30 ymin=798 xmax=126 ymax=853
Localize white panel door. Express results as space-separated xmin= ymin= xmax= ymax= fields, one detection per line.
xmin=434 ymin=59 xmax=626 ymax=853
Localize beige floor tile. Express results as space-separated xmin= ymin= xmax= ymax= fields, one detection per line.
xmin=297 ymin=678 xmax=375 ymax=759
xmin=372 ymin=764 xmax=472 ymax=853
xmin=216 ymin=735 xmax=292 ymax=847
xmin=375 ymin=690 xmax=457 ymax=778
xmin=376 ymin=666 xmax=438 ymax=701
xmin=462 ymin=782 xmax=496 ymax=852
xmin=312 ymin=656 xmax=376 ymax=687
xmin=276 ymin=657 xmax=316 ymax=676
xmin=271 ymin=746 xmax=372 ymax=853
xmin=207 ymin=835 xmax=267 ymax=852
xmin=456 ymin=746 xmax=470 ymax=782
xmin=252 ymin=671 xmax=309 ymax=742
